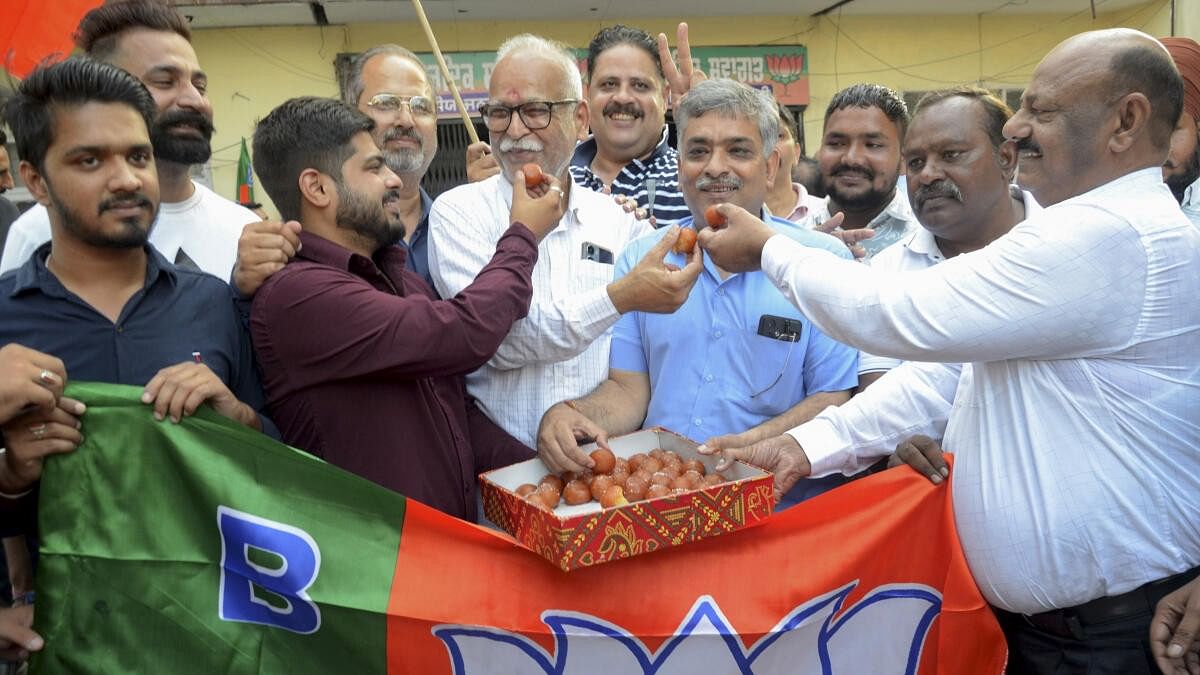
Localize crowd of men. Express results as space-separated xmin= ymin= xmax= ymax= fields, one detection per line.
xmin=0 ymin=1 xmax=1198 ymax=673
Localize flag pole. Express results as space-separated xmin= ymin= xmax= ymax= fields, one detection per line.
xmin=408 ymin=0 xmax=480 ymax=145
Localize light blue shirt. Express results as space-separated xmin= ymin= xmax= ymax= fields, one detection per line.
xmin=610 ymin=214 xmax=859 ymax=507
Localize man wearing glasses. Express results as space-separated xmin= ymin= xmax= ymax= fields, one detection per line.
xmin=429 ymin=34 xmax=702 ymax=448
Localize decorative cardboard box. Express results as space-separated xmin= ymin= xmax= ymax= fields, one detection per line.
xmin=480 ymin=427 xmax=774 ymax=571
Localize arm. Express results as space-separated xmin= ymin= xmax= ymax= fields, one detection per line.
xmin=536 ymin=369 xmax=651 ymax=474
xmin=465 ymin=397 xmax=535 ymax=473
xmin=702 ymin=389 xmax=850 ymax=450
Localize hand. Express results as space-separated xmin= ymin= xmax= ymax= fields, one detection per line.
xmin=510 ymin=171 xmax=567 ymax=242
xmin=141 ymin=362 xmax=258 ymax=429
xmin=466 ymin=141 xmax=501 ymax=183
xmin=1152 ymin=577 xmax=1200 ymax=675
xmin=0 ymin=396 xmax=86 ymax=494
xmin=657 ymin=22 xmax=707 ymax=104
xmin=695 ymin=204 xmax=776 ymax=273
xmin=0 ymin=344 xmax=66 ymax=424
xmin=613 ymin=194 xmax=656 ymax=226
xmin=697 ymin=433 xmax=811 ymax=504
xmin=535 ymin=402 xmax=608 ymax=474
xmin=815 ymin=212 xmax=874 ymax=259
xmin=0 ymin=605 xmax=42 ymax=662
xmin=232 ymin=219 xmax=303 ymax=296
xmin=608 ymin=226 xmax=703 ymax=314
xmin=887 ymin=434 xmax=950 ymax=485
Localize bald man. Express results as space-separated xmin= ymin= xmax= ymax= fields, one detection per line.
xmin=1162 ymin=36 xmax=1200 ymax=226
xmin=699 ymin=29 xmax=1200 ymax=674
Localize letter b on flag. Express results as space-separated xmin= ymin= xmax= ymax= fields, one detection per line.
xmin=217 ymin=506 xmax=322 ymax=634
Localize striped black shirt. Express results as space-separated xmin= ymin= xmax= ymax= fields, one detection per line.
xmin=570 ymin=128 xmax=690 ymax=227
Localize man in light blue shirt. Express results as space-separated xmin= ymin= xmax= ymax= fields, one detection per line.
xmin=536 ymin=79 xmax=858 ymax=507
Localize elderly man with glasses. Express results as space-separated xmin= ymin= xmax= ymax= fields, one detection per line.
xmin=428 ymin=34 xmax=702 ymax=450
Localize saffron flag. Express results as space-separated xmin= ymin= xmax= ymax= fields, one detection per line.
xmin=32 ymin=383 xmax=1006 ymax=674
xmin=0 ymin=0 xmax=103 ymax=78
xmin=236 ymin=138 xmax=255 ymax=205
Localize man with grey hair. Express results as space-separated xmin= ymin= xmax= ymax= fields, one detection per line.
xmin=536 ymin=79 xmax=857 ymax=508
xmin=429 ymin=34 xmax=702 ymax=448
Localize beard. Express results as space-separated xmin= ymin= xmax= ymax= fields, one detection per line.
xmin=335 ymin=183 xmax=402 ymax=250
xmin=150 ymin=109 xmax=215 ymax=165
xmin=46 ymin=179 xmax=153 ymax=249
xmin=1166 ymin=142 xmax=1200 ymax=204
xmin=825 ymin=163 xmax=896 ymax=211
xmin=379 ymin=127 xmax=432 ymax=175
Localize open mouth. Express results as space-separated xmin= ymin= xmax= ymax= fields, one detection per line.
xmin=606 ymin=112 xmax=639 ymax=122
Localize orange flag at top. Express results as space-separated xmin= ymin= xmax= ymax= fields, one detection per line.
xmin=0 ymin=0 xmax=104 ymax=78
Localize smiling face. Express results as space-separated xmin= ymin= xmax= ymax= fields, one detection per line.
xmin=585 ymin=43 xmax=666 ymax=163
xmin=487 ymin=53 xmax=587 ymax=183
xmin=678 ymin=110 xmax=779 ymax=226
xmin=816 ymin=106 xmax=902 ymax=211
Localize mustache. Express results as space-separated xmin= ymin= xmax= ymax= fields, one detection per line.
xmin=383 ymin=127 xmax=422 ymax=147
xmin=695 ymin=174 xmax=742 ymax=191
xmin=498 ymin=136 xmax=544 ymax=153
xmin=914 ymin=180 xmax=963 ymax=210
xmin=603 ymin=102 xmax=642 ymax=118
xmin=832 ymin=164 xmax=874 ymax=180
xmin=98 ymin=192 xmax=154 ymax=214
xmin=1014 ymin=137 xmax=1041 ymax=154
xmin=154 ymin=109 xmax=214 ymax=138
xmin=381 ymin=189 xmax=401 ymax=206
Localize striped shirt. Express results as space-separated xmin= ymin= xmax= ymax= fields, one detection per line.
xmin=570 ymin=128 xmax=690 ymax=226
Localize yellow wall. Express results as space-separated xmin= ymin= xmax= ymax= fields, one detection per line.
xmin=192 ymin=0 xmax=1191 ymax=210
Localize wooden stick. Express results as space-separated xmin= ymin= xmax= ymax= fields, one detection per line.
xmin=409 ymin=0 xmax=480 ymax=144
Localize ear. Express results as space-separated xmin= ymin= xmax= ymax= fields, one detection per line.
xmin=996 ymin=138 xmax=1018 ymax=183
xmin=765 ymin=146 xmax=781 ymax=190
xmin=574 ymin=99 xmax=590 ymax=142
xmin=1108 ymin=92 xmax=1152 ymax=154
xmin=19 ymin=161 xmax=50 ymax=207
xmin=298 ymin=168 xmax=332 ymax=210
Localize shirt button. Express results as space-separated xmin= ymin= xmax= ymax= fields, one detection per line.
xmin=704 ymin=374 xmax=714 ymax=382
xmin=713 ymin=330 xmax=723 ymax=339
xmin=116 ymin=326 xmax=124 ymax=333
xmin=717 ymin=288 xmax=725 ymax=296
xmin=693 ymin=418 xmax=703 ymax=426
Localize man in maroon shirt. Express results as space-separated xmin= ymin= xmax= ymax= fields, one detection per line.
xmin=248 ymin=97 xmax=566 ymax=521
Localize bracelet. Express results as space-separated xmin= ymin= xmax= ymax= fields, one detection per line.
xmin=562 ymin=400 xmax=581 ymax=412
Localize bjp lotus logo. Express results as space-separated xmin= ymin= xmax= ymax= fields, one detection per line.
xmin=766 ymin=54 xmax=805 ymax=95
xmin=433 ymin=582 xmax=940 ymax=674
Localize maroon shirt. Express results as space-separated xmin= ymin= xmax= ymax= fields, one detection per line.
xmin=250 ymin=226 xmax=538 ymax=521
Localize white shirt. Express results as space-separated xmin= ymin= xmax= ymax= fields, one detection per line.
xmin=799 ymin=187 xmax=918 ymax=259
xmin=859 ymin=188 xmax=1042 ymax=375
xmin=768 ymin=168 xmax=1200 ymax=615
xmin=0 ymin=181 xmax=256 ymax=279
xmin=428 ymin=174 xmax=651 ymax=447
xmin=1181 ymin=174 xmax=1200 ymax=228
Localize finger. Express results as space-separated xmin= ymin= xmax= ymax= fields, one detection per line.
xmin=166 ymin=372 xmax=209 ymax=423
xmin=148 ymin=372 xmax=185 ymax=421
xmin=30 ymin=353 xmax=67 ymax=387
xmin=647 ymin=225 xmax=680 ymax=262
xmin=676 ymin=22 xmax=693 ymax=78
xmin=712 ymin=445 xmax=749 ymax=473
xmin=1170 ymin=606 xmax=1200 ymax=663
xmin=656 ymin=32 xmax=677 ymax=83
xmin=895 ymin=442 xmax=942 ymax=484
xmin=914 ymin=437 xmax=950 ymax=478
xmin=850 ymin=244 xmax=867 ymax=260
xmin=181 ymin=383 xmax=217 ymax=417
xmin=551 ymin=424 xmax=592 ymax=473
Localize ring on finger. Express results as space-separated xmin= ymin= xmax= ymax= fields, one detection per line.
xmin=548 ymin=186 xmax=564 ymax=198
xmin=30 ymin=423 xmax=47 ymax=441
xmin=38 ymin=369 xmax=54 ymax=384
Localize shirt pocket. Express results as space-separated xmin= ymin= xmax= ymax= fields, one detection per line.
xmin=726 ymin=329 xmax=805 ymax=417
xmin=574 ymin=258 xmax=616 ymax=293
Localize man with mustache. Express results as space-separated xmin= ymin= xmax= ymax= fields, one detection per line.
xmin=538 ymin=79 xmax=856 ymax=508
xmin=803 ymin=84 xmax=919 ymax=259
xmin=0 ymin=0 xmax=259 ymax=279
xmin=248 ymin=96 xmax=564 ymax=521
xmin=1161 ymin=37 xmax=1200 ymax=227
xmin=429 ymin=34 xmax=700 ymax=449
xmin=699 ymin=29 xmax=1199 ymax=673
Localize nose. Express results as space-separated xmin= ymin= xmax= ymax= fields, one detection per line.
xmin=843 ymin=140 xmax=868 ymax=166
xmin=0 ymin=173 xmax=12 ymax=191
xmin=916 ymin=157 xmax=945 ymax=185
xmin=1002 ymin=110 xmax=1029 ymax=141
xmin=704 ymin=148 xmax=731 ymax=176
xmin=383 ymin=165 xmax=403 ymax=190
xmin=110 ymin=158 xmax=143 ymax=193
xmin=392 ymin=104 xmax=416 ymax=129
xmin=506 ymin=110 xmax=532 ymax=138
xmin=176 ymin=79 xmax=208 ymax=113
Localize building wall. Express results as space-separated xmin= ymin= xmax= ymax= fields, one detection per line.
xmin=191 ymin=0 xmax=1187 ymax=210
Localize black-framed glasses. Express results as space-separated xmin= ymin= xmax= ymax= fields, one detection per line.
xmin=365 ymin=93 xmax=437 ymax=118
xmin=477 ymin=100 xmax=579 ymax=132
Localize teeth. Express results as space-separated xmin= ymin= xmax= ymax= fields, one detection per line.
xmin=608 ymin=113 xmax=636 ymax=121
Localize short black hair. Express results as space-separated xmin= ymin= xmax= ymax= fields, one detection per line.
xmin=76 ymin=0 xmax=192 ymax=63
xmin=913 ymin=86 xmax=1012 ymax=147
xmin=777 ymin=101 xmax=800 ymax=142
xmin=824 ymin=83 xmax=910 ymax=138
xmin=253 ymin=96 xmax=375 ymax=222
xmin=1108 ymin=42 xmax=1184 ymax=149
xmin=586 ymin=25 xmax=663 ymax=82
xmin=3 ymin=57 xmax=156 ymax=173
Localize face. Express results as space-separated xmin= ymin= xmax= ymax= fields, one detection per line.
xmin=586 ymin=44 xmax=666 ymax=161
xmin=109 ymin=28 xmax=214 ymax=165
xmin=817 ymin=106 xmax=902 ymax=210
xmin=903 ymin=97 xmax=1015 ymax=242
xmin=678 ymin=111 xmax=779 ymax=226
xmin=357 ymin=54 xmax=438 ymax=179
xmin=487 ymin=53 xmax=588 ymax=183
xmin=1164 ymin=109 xmax=1200 ymax=202
xmin=333 ymin=132 xmax=404 ymax=250
xmin=0 ymin=147 xmax=12 ymax=193
xmin=23 ymin=102 xmax=159 ymax=248
xmin=775 ymin=122 xmax=800 ymax=190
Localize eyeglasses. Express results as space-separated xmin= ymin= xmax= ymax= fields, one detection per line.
xmin=477 ymin=100 xmax=579 ymax=132
xmin=365 ymin=93 xmax=437 ymax=119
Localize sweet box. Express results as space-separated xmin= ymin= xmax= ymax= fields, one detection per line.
xmin=479 ymin=427 xmax=774 ymax=571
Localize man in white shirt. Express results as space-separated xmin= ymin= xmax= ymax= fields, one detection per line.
xmin=802 ymin=83 xmax=919 ymax=259
xmin=857 ymin=86 xmax=1039 ymax=391
xmin=428 ymin=34 xmax=701 ymax=448
xmin=698 ymin=29 xmax=1200 ymax=674
xmin=0 ymin=0 xmax=256 ymax=279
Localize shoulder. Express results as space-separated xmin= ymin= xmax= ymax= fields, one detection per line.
xmin=766 ymin=215 xmax=850 ymax=258
xmin=192 ymin=183 xmax=261 ymax=227
xmin=432 ymin=177 xmax=496 ymax=212
xmin=172 ymin=264 xmax=239 ymax=301
xmin=8 ymin=204 xmax=50 ymax=234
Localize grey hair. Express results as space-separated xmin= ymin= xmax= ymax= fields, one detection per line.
xmin=675 ymin=79 xmax=780 ymax=157
xmin=341 ymin=44 xmax=430 ymax=106
xmin=494 ymin=34 xmax=583 ymax=99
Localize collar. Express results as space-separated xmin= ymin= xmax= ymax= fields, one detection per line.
xmin=902 ymin=227 xmax=943 ymax=262
xmin=295 ymin=230 xmax=407 ymax=273
xmin=11 ymin=242 xmax=175 ymax=298
xmin=1182 ymin=174 xmax=1200 ymax=209
xmin=496 ymin=172 xmax=587 ymax=223
xmin=570 ymin=126 xmax=671 ymax=171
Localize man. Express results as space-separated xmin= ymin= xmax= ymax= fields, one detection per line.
xmin=765 ymin=101 xmax=815 ymax=223
xmin=429 ymin=34 xmax=699 ymax=448
xmin=249 ymin=96 xmax=565 ymax=521
xmin=699 ymin=29 xmax=1200 ymax=674
xmin=803 ymin=83 xmax=919 ymax=259
xmin=0 ymin=130 xmax=20 ymax=256
xmin=0 ymin=0 xmax=258 ymax=278
xmin=537 ymin=79 xmax=856 ymax=507
xmin=857 ymin=87 xmax=1038 ymax=390
xmin=569 ymin=25 xmax=689 ymax=225
xmin=1162 ymin=37 xmax=1200 ymax=227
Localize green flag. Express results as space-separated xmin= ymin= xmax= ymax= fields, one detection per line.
xmin=236 ymin=138 xmax=254 ymax=205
